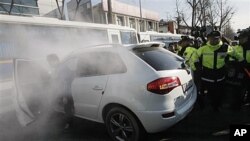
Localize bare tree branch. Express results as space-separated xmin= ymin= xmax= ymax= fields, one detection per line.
xmin=215 ymin=0 xmax=235 ymax=31
xmin=55 ymin=0 xmax=64 ymax=19
xmin=73 ymin=0 xmax=82 ymax=20
xmin=8 ymin=0 xmax=14 ymax=15
xmin=0 ymin=4 xmax=9 ymax=13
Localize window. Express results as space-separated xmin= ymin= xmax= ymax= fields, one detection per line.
xmin=76 ymin=52 xmax=126 ymax=77
xmin=117 ymin=16 xmax=124 ymax=26
xmin=129 ymin=18 xmax=136 ymax=29
xmin=148 ymin=21 xmax=153 ymax=31
xmin=120 ymin=31 xmax=137 ymax=44
xmin=0 ymin=0 xmax=39 ymax=15
xmin=133 ymin=48 xmax=184 ymax=71
xmin=111 ymin=34 xmax=119 ymax=44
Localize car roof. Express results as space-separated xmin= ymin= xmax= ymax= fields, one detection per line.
xmin=61 ymin=44 xmax=124 ymax=60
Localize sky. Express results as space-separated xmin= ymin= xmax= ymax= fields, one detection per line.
xmin=40 ymin=0 xmax=250 ymax=31
xmin=115 ymin=0 xmax=250 ymax=31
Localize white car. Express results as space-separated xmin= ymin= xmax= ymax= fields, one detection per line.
xmin=14 ymin=43 xmax=197 ymax=141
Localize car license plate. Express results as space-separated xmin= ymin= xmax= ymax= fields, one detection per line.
xmin=182 ymin=80 xmax=193 ymax=93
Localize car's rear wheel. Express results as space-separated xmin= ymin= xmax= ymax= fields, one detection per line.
xmin=105 ymin=107 xmax=145 ymax=141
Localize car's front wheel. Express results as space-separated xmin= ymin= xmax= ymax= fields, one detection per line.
xmin=105 ymin=107 xmax=145 ymax=141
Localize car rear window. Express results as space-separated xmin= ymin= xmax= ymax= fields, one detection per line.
xmin=133 ymin=48 xmax=184 ymax=71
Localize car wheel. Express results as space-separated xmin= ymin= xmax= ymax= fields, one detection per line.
xmin=105 ymin=107 xmax=145 ymax=141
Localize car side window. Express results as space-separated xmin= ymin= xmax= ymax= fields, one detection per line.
xmin=76 ymin=52 xmax=127 ymax=77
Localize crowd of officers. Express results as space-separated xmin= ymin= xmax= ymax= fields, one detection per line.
xmin=173 ymin=28 xmax=250 ymax=112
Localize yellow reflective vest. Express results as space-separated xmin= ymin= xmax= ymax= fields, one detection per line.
xmin=183 ymin=46 xmax=197 ymax=68
xmin=191 ymin=41 xmax=242 ymax=82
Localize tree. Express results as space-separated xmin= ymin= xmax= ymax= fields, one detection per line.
xmin=175 ymin=0 xmax=235 ymax=32
xmin=55 ymin=0 xmax=65 ymax=20
xmin=215 ymin=0 xmax=235 ymax=31
xmin=73 ymin=0 xmax=83 ymax=20
xmin=175 ymin=0 xmax=183 ymax=33
xmin=222 ymin=23 xmax=235 ymax=39
xmin=8 ymin=0 xmax=14 ymax=15
xmin=0 ymin=0 xmax=15 ymax=15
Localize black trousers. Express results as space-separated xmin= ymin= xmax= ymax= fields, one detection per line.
xmin=200 ymin=80 xmax=225 ymax=110
xmin=64 ymin=95 xmax=74 ymax=126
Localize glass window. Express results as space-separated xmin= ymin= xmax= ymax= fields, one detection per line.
xmin=76 ymin=52 xmax=126 ymax=77
xmin=120 ymin=31 xmax=138 ymax=44
xmin=117 ymin=16 xmax=124 ymax=26
xmin=111 ymin=34 xmax=119 ymax=44
xmin=0 ymin=0 xmax=39 ymax=15
xmin=129 ymin=18 xmax=136 ymax=29
xmin=133 ymin=48 xmax=185 ymax=71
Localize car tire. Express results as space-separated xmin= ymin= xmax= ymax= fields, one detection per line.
xmin=105 ymin=107 xmax=145 ymax=141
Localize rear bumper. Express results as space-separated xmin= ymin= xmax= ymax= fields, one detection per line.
xmin=136 ymin=87 xmax=197 ymax=133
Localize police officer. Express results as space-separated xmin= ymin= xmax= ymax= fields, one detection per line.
xmin=177 ymin=36 xmax=194 ymax=57
xmin=225 ymin=41 xmax=245 ymax=110
xmin=183 ymin=40 xmax=197 ymax=67
xmin=238 ymin=29 xmax=250 ymax=105
xmin=191 ymin=31 xmax=242 ymax=111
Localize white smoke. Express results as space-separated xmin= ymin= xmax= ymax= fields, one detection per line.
xmin=0 ymin=18 xmax=112 ymax=140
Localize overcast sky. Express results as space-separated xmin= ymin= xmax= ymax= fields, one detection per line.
xmin=116 ymin=0 xmax=250 ymax=31
xmin=41 ymin=0 xmax=249 ymax=31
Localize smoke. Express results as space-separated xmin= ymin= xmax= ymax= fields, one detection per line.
xmin=0 ymin=15 xmax=142 ymax=140
xmin=0 ymin=18 xmax=111 ymax=140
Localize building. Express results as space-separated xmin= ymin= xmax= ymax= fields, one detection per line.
xmin=0 ymin=0 xmax=39 ymax=16
xmin=178 ymin=25 xmax=191 ymax=35
xmin=94 ymin=0 xmax=160 ymax=32
xmin=43 ymin=0 xmax=160 ymax=32
xmin=159 ymin=20 xmax=191 ymax=35
xmin=159 ymin=20 xmax=177 ymax=34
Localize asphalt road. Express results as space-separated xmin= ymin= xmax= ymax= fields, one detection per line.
xmin=1 ymin=81 xmax=250 ymax=141
xmin=0 ymin=103 xmax=250 ymax=141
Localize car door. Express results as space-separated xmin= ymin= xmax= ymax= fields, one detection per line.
xmin=13 ymin=59 xmax=50 ymax=126
xmin=71 ymin=52 xmax=108 ymax=120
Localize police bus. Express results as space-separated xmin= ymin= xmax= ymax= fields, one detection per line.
xmin=138 ymin=31 xmax=183 ymax=49
xmin=138 ymin=31 xmax=182 ymax=42
xmin=0 ymin=14 xmax=138 ymax=81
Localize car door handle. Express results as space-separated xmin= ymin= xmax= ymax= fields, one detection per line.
xmin=93 ymin=86 xmax=103 ymax=90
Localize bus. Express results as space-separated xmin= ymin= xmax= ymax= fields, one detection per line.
xmin=138 ymin=31 xmax=183 ymax=49
xmin=138 ymin=31 xmax=182 ymax=42
xmin=0 ymin=14 xmax=138 ymax=81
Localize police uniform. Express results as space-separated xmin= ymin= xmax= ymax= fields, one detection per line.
xmin=191 ymin=31 xmax=242 ymax=111
xmin=238 ymin=30 xmax=250 ymax=105
xmin=183 ymin=46 xmax=197 ymax=68
xmin=226 ymin=44 xmax=245 ymax=110
xmin=177 ymin=36 xmax=193 ymax=57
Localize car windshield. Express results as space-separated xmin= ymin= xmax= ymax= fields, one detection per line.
xmin=133 ymin=47 xmax=184 ymax=71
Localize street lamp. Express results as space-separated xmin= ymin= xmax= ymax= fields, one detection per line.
xmin=139 ymin=0 xmax=143 ymax=32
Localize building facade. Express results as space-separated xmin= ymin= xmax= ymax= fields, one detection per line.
xmin=0 ymin=0 xmax=39 ymax=16
xmin=159 ymin=20 xmax=191 ymax=35
xmin=47 ymin=0 xmax=160 ymax=32
xmin=98 ymin=0 xmax=159 ymax=32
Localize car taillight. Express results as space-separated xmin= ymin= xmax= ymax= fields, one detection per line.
xmin=147 ymin=77 xmax=181 ymax=95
